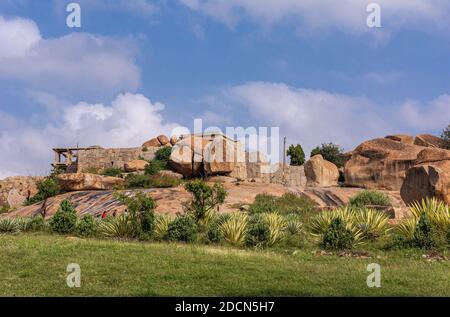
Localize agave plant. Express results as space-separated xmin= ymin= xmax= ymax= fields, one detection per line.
xmin=355 ymin=208 xmax=392 ymax=240
xmin=285 ymin=214 xmax=303 ymax=236
xmin=0 ymin=218 xmax=20 ymax=233
xmin=263 ymin=212 xmax=286 ymax=246
xmin=409 ymin=198 xmax=450 ymax=232
xmin=98 ymin=215 xmax=139 ymax=238
xmin=219 ymin=212 xmax=248 ymax=246
xmin=309 ymin=206 xmax=358 ymax=236
xmin=154 ymin=214 xmax=174 ymax=240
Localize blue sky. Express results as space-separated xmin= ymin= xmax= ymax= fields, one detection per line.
xmin=0 ymin=0 xmax=449 ymax=177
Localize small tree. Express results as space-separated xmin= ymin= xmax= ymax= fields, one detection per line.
xmin=310 ymin=142 xmax=345 ymax=168
xmin=115 ymin=191 xmax=157 ymax=238
xmin=184 ymin=180 xmax=227 ymax=225
xmin=287 ymin=144 xmax=305 ymax=166
xmin=49 ymin=199 xmax=78 ymax=234
xmin=441 ymin=125 xmax=450 ymax=149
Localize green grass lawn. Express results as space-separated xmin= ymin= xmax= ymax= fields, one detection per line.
xmin=0 ymin=234 xmax=449 ymax=296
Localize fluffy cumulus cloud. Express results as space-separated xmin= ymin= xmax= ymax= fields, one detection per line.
xmin=0 ymin=93 xmax=179 ymax=178
xmin=218 ymin=82 xmax=450 ymax=155
xmin=0 ymin=16 xmax=140 ymax=97
xmin=180 ymin=0 xmax=450 ymax=33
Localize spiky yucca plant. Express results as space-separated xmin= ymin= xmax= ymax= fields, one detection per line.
xmin=355 ymin=208 xmax=392 ymax=240
xmin=154 ymin=214 xmax=174 ymax=240
xmin=285 ymin=214 xmax=303 ymax=236
xmin=409 ymin=198 xmax=450 ymax=232
xmin=98 ymin=215 xmax=139 ymax=238
xmin=219 ymin=212 xmax=248 ymax=246
xmin=263 ymin=212 xmax=286 ymax=246
xmin=0 ymin=218 xmax=20 ymax=233
xmin=309 ymin=206 xmax=357 ymax=236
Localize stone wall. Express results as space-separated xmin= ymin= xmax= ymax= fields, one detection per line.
xmin=246 ymin=163 xmax=306 ymax=187
xmin=77 ymin=147 xmax=159 ymax=172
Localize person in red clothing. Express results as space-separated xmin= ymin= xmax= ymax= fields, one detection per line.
xmin=101 ymin=211 xmax=107 ymax=219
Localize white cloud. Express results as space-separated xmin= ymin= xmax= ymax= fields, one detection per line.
xmin=0 ymin=16 xmax=41 ymax=58
xmin=219 ymin=82 xmax=450 ymax=155
xmin=0 ymin=16 xmax=141 ymax=97
xmin=0 ymin=93 xmax=179 ymax=178
xmin=180 ymin=0 xmax=450 ymax=34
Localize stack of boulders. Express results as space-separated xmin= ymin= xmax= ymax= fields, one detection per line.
xmin=57 ymin=173 xmax=125 ymax=191
xmin=169 ymin=134 xmax=246 ymax=178
xmin=142 ymin=134 xmax=178 ymax=148
xmin=343 ymin=134 xmax=450 ymax=204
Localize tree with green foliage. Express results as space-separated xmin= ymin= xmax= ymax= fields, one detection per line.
xmin=26 ymin=177 xmax=61 ymax=205
xmin=184 ymin=180 xmax=227 ymax=225
xmin=412 ymin=214 xmax=435 ymax=249
xmin=310 ymin=142 xmax=345 ymax=168
xmin=155 ymin=146 xmax=172 ymax=162
xmin=441 ymin=124 xmax=450 ymax=149
xmin=144 ymin=160 xmax=166 ymax=175
xmin=115 ymin=191 xmax=156 ymax=239
xmin=322 ymin=217 xmax=355 ymax=250
xmin=49 ymin=200 xmax=78 ymax=234
xmin=287 ymin=144 xmax=305 ymax=166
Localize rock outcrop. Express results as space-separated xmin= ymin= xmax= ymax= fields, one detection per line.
xmin=142 ymin=138 xmax=162 ymax=148
xmin=169 ymin=135 xmax=246 ymax=178
xmin=304 ymin=155 xmax=339 ymax=187
xmin=344 ymin=138 xmax=424 ymax=190
xmin=124 ymin=160 xmax=148 ymax=172
xmin=400 ymin=148 xmax=450 ymax=205
xmin=0 ymin=176 xmax=44 ymax=208
xmin=142 ymin=134 xmax=172 ymax=148
xmin=157 ymin=135 xmax=170 ymax=146
xmin=385 ymin=134 xmax=414 ymax=145
xmin=414 ymin=134 xmax=446 ymax=148
xmin=57 ymin=173 xmax=125 ymax=191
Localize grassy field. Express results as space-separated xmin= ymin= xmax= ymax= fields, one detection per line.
xmin=0 ymin=234 xmax=449 ymax=297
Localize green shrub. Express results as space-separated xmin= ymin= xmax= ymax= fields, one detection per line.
xmin=219 ymin=212 xmax=248 ymax=246
xmin=441 ymin=124 xmax=450 ymax=150
xmin=205 ymin=214 xmax=229 ymax=244
xmin=25 ymin=177 xmax=61 ymax=205
xmin=49 ymin=200 xmax=77 ymax=234
xmin=115 ymin=192 xmax=156 ymax=238
xmin=145 ymin=160 xmax=167 ymax=175
xmin=264 ymin=212 xmax=287 ymax=246
xmin=0 ymin=218 xmax=20 ymax=234
xmin=287 ymin=144 xmax=305 ymax=166
xmin=246 ymin=214 xmax=270 ymax=248
xmin=102 ymin=167 xmax=123 ymax=177
xmin=148 ymin=174 xmax=181 ymax=188
xmin=248 ymin=193 xmax=316 ymax=221
xmin=412 ymin=214 xmax=436 ymax=249
xmin=409 ymin=197 xmax=449 ymax=233
xmin=322 ymin=217 xmax=356 ymax=250
xmin=167 ymin=215 xmax=197 ymax=242
xmin=348 ymin=190 xmax=391 ymax=207
xmin=126 ymin=174 xmax=181 ymax=189
xmin=155 ymin=146 xmax=172 ymax=162
xmin=0 ymin=204 xmax=10 ymax=214
xmin=76 ymin=215 xmax=98 ymax=237
xmin=310 ymin=143 xmax=345 ymax=168
xmin=26 ymin=215 xmax=46 ymax=232
xmin=184 ymin=180 xmax=227 ymax=226
xmin=248 ymin=194 xmax=277 ymax=214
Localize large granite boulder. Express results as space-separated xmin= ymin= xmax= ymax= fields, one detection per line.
xmin=57 ymin=173 xmax=125 ymax=191
xmin=169 ymin=136 xmax=207 ymax=177
xmin=203 ymin=138 xmax=245 ymax=175
xmin=401 ymin=148 xmax=450 ymax=205
xmin=304 ymin=155 xmax=339 ymax=187
xmin=157 ymin=134 xmax=170 ymax=146
xmin=344 ymin=138 xmax=424 ymax=190
xmin=124 ymin=160 xmax=148 ymax=172
xmin=414 ymin=134 xmax=446 ymax=148
xmin=0 ymin=176 xmax=44 ymax=208
xmin=142 ymin=137 xmax=161 ymax=148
